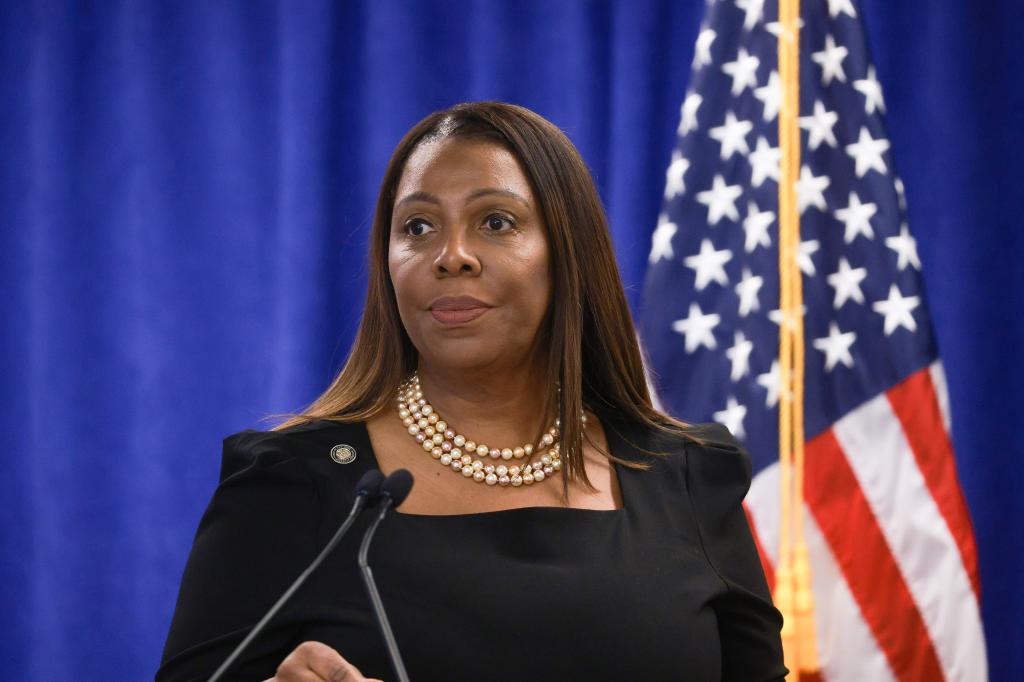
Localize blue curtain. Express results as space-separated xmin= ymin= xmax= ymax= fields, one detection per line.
xmin=1 ymin=1 xmax=1020 ymax=679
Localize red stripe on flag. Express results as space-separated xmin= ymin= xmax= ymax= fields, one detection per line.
xmin=744 ymin=503 xmax=775 ymax=591
xmin=887 ymin=367 xmax=982 ymax=598
xmin=805 ymin=430 xmax=944 ymax=682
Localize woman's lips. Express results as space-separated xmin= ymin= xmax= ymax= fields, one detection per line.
xmin=430 ymin=307 xmax=489 ymax=325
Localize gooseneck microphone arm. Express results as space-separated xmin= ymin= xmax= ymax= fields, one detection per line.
xmin=208 ymin=469 xmax=385 ymax=682
xmin=358 ymin=469 xmax=414 ymax=682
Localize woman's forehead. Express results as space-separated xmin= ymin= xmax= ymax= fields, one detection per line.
xmin=395 ymin=137 xmax=534 ymax=203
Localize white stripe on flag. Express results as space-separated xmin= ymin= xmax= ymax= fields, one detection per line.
xmin=832 ymin=395 xmax=987 ymax=682
xmin=929 ymin=360 xmax=953 ymax=436
xmin=748 ymin=464 xmax=896 ymax=682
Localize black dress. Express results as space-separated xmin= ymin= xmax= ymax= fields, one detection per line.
xmin=156 ymin=413 xmax=786 ymax=681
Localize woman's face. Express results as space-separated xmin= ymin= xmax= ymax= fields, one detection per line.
xmin=388 ymin=137 xmax=552 ymax=373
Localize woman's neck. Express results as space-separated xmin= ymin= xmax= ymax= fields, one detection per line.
xmin=413 ymin=361 xmax=553 ymax=448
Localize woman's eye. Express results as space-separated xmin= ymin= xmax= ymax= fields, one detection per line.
xmin=404 ymin=219 xmax=434 ymax=237
xmin=484 ymin=214 xmax=515 ymax=232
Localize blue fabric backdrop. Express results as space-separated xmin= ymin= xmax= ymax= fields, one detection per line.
xmin=1 ymin=1 xmax=1020 ymax=680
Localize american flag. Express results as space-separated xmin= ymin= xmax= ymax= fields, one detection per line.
xmin=640 ymin=1 xmax=987 ymax=680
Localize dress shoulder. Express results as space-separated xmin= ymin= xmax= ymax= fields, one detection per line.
xmin=218 ymin=418 xmax=365 ymax=481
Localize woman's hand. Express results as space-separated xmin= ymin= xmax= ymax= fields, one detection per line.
xmin=263 ymin=641 xmax=384 ymax=681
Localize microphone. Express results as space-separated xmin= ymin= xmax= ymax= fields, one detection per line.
xmin=208 ymin=469 xmax=385 ymax=682
xmin=358 ymin=469 xmax=414 ymax=682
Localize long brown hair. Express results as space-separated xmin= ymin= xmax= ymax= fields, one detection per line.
xmin=271 ymin=101 xmax=690 ymax=500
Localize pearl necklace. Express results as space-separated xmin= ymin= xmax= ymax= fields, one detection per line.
xmin=396 ymin=373 xmax=567 ymax=487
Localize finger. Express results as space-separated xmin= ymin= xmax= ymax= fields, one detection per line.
xmin=275 ymin=641 xmax=364 ymax=682
xmin=299 ymin=641 xmax=366 ymax=682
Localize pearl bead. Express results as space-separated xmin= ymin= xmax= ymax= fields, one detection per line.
xmin=423 ymin=426 xmax=435 ymax=437
xmin=498 ymin=475 xmax=510 ymax=486
xmin=542 ymin=433 xmax=554 ymax=446
xmin=473 ymin=470 xmax=486 ymax=482
xmin=414 ymin=391 xmax=423 ymax=400
xmin=408 ymin=424 xmax=420 ymax=435
xmin=422 ymin=405 xmax=433 ymax=415
xmin=489 ymin=448 xmax=501 ymax=459
xmin=460 ymin=455 xmax=472 ymax=465
xmin=552 ymin=460 xmax=562 ymax=470
xmin=440 ymin=454 xmax=452 ymax=465
xmin=427 ymin=413 xmax=439 ymax=425
xmin=485 ymin=473 xmax=498 ymax=485
xmin=541 ymin=455 xmax=551 ymax=465
xmin=533 ymin=470 xmax=545 ymax=481
xmin=422 ymin=440 xmax=434 ymax=452
xmin=511 ymin=476 xmax=523 ymax=487
xmin=432 ymin=433 xmax=444 ymax=445
xmin=523 ymin=473 xmax=535 ymax=484
xmin=436 ymin=420 xmax=447 ymax=432
xmin=496 ymin=465 xmax=508 ymax=477
xmin=454 ymin=435 xmax=466 ymax=447
xmin=451 ymin=460 xmax=462 ymax=470
xmin=399 ymin=408 xmax=410 ymax=419
xmin=451 ymin=448 xmax=462 ymax=458
xmin=465 ymin=441 xmax=477 ymax=452
xmin=524 ymin=444 xmax=533 ymax=456
xmin=476 ymin=445 xmax=489 ymax=457
xmin=431 ymin=448 xmax=443 ymax=459
xmin=444 ymin=429 xmax=456 ymax=440
xmin=532 ymin=462 xmax=543 ymax=471
xmin=513 ymin=447 xmax=525 ymax=459
xmin=442 ymin=442 xmax=452 ymax=452
xmin=554 ymin=417 xmax=561 ymax=428
xmin=402 ymin=416 xmax=414 ymax=426
xmin=509 ymin=466 xmax=521 ymax=477
xmin=461 ymin=466 xmax=474 ymax=477
xmin=484 ymin=465 xmax=496 ymax=475
xmin=417 ymin=418 xmax=429 ymax=429
xmin=472 ymin=461 xmax=483 ymax=471
xmin=543 ymin=466 xmax=553 ymax=475
xmin=415 ymin=433 xmax=426 ymax=443
xmin=501 ymin=448 xmax=513 ymax=460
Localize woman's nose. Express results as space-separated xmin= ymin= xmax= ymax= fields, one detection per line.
xmin=433 ymin=229 xmax=481 ymax=277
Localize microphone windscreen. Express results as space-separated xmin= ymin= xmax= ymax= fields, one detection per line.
xmin=381 ymin=469 xmax=414 ymax=507
xmin=356 ymin=469 xmax=386 ymax=505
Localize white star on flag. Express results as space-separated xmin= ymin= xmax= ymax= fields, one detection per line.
xmin=834 ymin=191 xmax=877 ymax=243
xmin=742 ymin=200 xmax=774 ymax=252
xmin=827 ymin=0 xmax=857 ymax=19
xmin=754 ymin=71 xmax=781 ymax=122
xmin=664 ymin=151 xmax=690 ymax=199
xmin=885 ymin=225 xmax=921 ymax=270
xmin=799 ymin=100 xmax=839 ymax=150
xmin=684 ymin=239 xmax=732 ymax=290
xmin=872 ymin=284 xmax=920 ymax=335
xmin=827 ymin=256 xmax=868 ymax=308
xmin=769 ymin=304 xmax=808 ymax=331
xmin=813 ymin=321 xmax=857 ymax=371
xmin=812 ymin=34 xmax=849 ymax=85
xmin=648 ymin=213 xmax=677 ymax=264
xmin=854 ymin=66 xmax=885 ymax=114
xmin=709 ymin=111 xmax=753 ymax=160
xmin=679 ymin=93 xmax=703 ymax=135
xmin=671 ymin=303 xmax=720 ymax=353
xmin=693 ymin=29 xmax=716 ymax=68
xmin=713 ymin=396 xmax=748 ymax=439
xmin=796 ymin=165 xmax=830 ymax=214
xmin=846 ymin=126 xmax=890 ymax=177
xmin=756 ymin=360 xmax=781 ymax=408
xmin=735 ymin=0 xmax=766 ymax=31
xmin=735 ymin=267 xmax=763 ymax=317
xmin=748 ymin=136 xmax=781 ymax=187
xmin=797 ymin=238 xmax=821 ymax=276
xmin=721 ymin=47 xmax=760 ymax=96
xmin=696 ymin=175 xmax=743 ymax=225
xmin=725 ymin=331 xmax=754 ymax=381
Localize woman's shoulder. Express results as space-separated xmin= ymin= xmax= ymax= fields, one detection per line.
xmin=219 ymin=418 xmax=367 ymax=482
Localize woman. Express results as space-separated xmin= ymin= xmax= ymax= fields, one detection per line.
xmin=157 ymin=102 xmax=786 ymax=681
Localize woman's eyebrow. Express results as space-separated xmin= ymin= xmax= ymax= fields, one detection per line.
xmin=395 ymin=188 xmax=531 ymax=210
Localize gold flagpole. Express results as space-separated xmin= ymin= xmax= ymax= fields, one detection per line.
xmin=776 ymin=0 xmax=818 ymax=678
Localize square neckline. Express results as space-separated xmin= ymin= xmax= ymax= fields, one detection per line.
xmin=355 ymin=418 xmax=630 ymax=519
